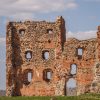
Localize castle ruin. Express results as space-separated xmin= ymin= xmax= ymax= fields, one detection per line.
xmin=6 ymin=16 xmax=100 ymax=96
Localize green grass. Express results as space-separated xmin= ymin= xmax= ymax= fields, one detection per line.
xmin=0 ymin=94 xmax=100 ymax=100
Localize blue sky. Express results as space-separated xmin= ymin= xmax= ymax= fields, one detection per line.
xmin=0 ymin=0 xmax=100 ymax=90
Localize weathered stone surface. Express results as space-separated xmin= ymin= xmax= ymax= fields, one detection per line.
xmin=6 ymin=16 xmax=100 ymax=96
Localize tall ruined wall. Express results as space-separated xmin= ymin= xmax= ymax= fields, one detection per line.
xmin=97 ymin=26 xmax=100 ymax=61
xmin=63 ymin=38 xmax=97 ymax=95
xmin=6 ymin=16 xmax=66 ymax=96
xmin=90 ymin=26 xmax=100 ymax=93
xmin=6 ymin=16 xmax=99 ymax=96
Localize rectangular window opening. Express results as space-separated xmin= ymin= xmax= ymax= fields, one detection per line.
xmin=77 ymin=48 xmax=83 ymax=59
xmin=47 ymin=71 xmax=52 ymax=80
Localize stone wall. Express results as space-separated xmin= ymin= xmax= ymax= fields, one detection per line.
xmin=63 ymin=38 xmax=97 ymax=95
xmin=90 ymin=26 xmax=100 ymax=93
xmin=6 ymin=16 xmax=99 ymax=96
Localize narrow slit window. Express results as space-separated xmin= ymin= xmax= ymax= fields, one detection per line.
xmin=28 ymin=72 xmax=32 ymax=82
xmin=47 ymin=71 xmax=52 ymax=80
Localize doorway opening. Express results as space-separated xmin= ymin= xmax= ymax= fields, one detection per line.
xmin=65 ymin=78 xmax=77 ymax=96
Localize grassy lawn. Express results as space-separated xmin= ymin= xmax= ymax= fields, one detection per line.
xmin=0 ymin=94 xmax=100 ymax=100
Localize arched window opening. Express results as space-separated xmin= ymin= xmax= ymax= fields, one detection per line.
xmin=47 ymin=29 xmax=53 ymax=34
xmin=70 ymin=64 xmax=77 ymax=75
xmin=43 ymin=69 xmax=52 ymax=82
xmin=25 ymin=51 xmax=32 ymax=61
xmin=23 ymin=70 xmax=33 ymax=85
xmin=19 ymin=29 xmax=25 ymax=36
xmin=77 ymin=48 xmax=83 ymax=59
xmin=42 ymin=51 xmax=49 ymax=60
xmin=28 ymin=72 xmax=32 ymax=82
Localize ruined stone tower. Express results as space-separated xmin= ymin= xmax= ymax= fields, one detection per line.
xmin=6 ymin=16 xmax=100 ymax=96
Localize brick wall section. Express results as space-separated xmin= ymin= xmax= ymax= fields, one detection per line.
xmin=97 ymin=26 xmax=100 ymax=61
xmin=6 ymin=16 xmax=99 ymax=96
xmin=90 ymin=26 xmax=100 ymax=93
xmin=63 ymin=38 xmax=97 ymax=95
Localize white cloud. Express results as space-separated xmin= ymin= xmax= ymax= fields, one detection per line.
xmin=0 ymin=0 xmax=78 ymax=20
xmin=67 ymin=30 xmax=97 ymax=40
